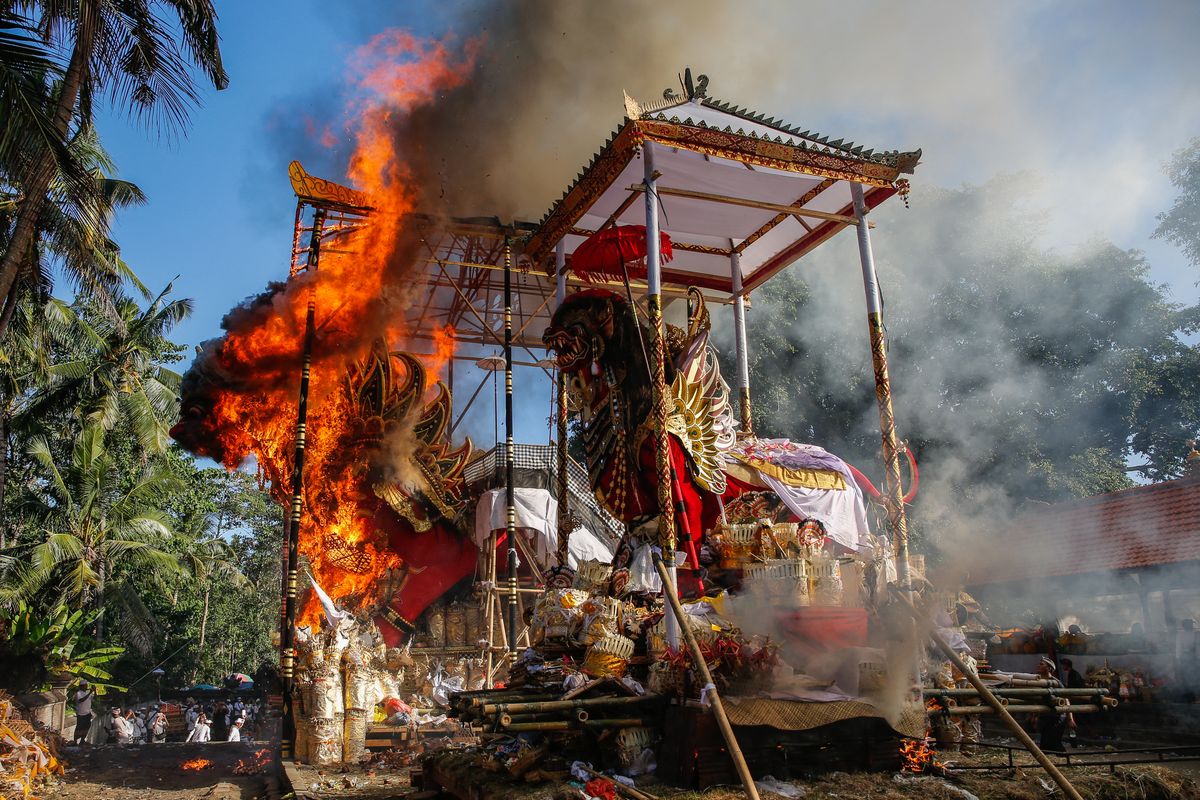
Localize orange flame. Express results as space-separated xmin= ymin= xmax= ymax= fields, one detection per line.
xmin=899 ymin=738 xmax=944 ymax=773
xmin=181 ymin=758 xmax=214 ymax=771
xmin=193 ymin=32 xmax=476 ymax=625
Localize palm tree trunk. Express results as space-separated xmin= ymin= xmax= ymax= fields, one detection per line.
xmin=199 ymin=586 xmax=210 ymax=648
xmin=0 ymin=405 xmax=6 ymax=550
xmin=0 ymin=5 xmax=99 ymax=340
xmin=95 ymin=560 xmax=106 ymax=641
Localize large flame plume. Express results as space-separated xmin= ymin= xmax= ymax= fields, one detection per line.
xmin=173 ymin=33 xmax=476 ymax=626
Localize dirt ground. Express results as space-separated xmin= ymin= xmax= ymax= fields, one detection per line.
xmin=50 ymin=741 xmax=272 ymax=800
xmin=287 ymin=759 xmax=416 ymax=799
xmin=46 ymin=741 xmax=1200 ymax=800
xmin=419 ymin=747 xmax=1200 ymax=800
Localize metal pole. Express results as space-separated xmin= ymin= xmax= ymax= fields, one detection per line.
xmin=280 ymin=206 xmax=326 ymax=760
xmin=730 ymin=251 xmax=753 ymax=436
xmin=503 ymin=236 xmax=519 ymax=657
xmin=850 ymin=183 xmax=911 ymax=588
xmin=553 ymin=239 xmax=572 ymax=567
xmin=643 ymin=143 xmax=680 ymax=649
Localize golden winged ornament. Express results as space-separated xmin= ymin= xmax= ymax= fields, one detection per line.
xmin=666 ymin=329 xmax=736 ymax=494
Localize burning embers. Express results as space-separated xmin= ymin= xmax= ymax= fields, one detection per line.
xmin=234 ymin=748 xmax=272 ymax=776
xmin=899 ymin=738 xmax=945 ymax=774
xmin=180 ymin=758 xmax=214 ymax=772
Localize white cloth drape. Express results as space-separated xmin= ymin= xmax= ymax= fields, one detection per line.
xmin=754 ymin=472 xmax=873 ymax=553
xmin=474 ymin=488 xmax=614 ymax=569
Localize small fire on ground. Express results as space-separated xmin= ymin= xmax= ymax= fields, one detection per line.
xmin=234 ymin=748 xmax=272 ymax=775
xmin=899 ymin=738 xmax=944 ymax=774
xmin=180 ymin=758 xmax=215 ymax=771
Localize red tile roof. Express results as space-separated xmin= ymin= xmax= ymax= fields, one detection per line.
xmin=968 ymin=476 xmax=1200 ymax=586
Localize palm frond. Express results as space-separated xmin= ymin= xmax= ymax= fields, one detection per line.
xmin=105 ymin=580 xmax=157 ymax=656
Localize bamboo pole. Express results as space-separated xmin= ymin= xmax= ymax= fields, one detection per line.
xmin=501 ymin=718 xmax=652 ymax=732
xmin=927 ymin=688 xmax=1109 ymax=698
xmin=893 ymin=590 xmax=1084 ymax=800
xmin=467 ymin=693 xmax=555 ymax=709
xmin=499 ymin=710 xmax=589 ymax=726
xmin=943 ymin=704 xmax=1104 ymax=716
xmin=480 ymin=694 xmax=661 ymax=715
xmin=652 ymin=553 xmax=760 ymax=800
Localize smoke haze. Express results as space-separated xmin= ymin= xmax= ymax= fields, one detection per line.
xmin=327 ymin=0 xmax=1200 ymax=272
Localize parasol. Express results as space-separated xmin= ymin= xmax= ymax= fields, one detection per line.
xmin=569 ymin=225 xmax=673 ymax=284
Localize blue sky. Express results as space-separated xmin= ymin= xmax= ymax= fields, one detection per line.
xmin=92 ymin=1 xmax=1200 ymax=447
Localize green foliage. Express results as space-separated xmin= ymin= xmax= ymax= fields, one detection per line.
xmin=1155 ymin=137 xmax=1200 ymax=269
xmin=0 ymin=601 xmax=123 ymax=694
xmin=0 ymin=282 xmax=283 ymax=694
xmin=0 ymin=2 xmax=265 ymax=701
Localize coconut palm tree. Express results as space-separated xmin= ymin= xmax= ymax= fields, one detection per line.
xmin=2 ymin=424 xmax=184 ymax=642
xmin=0 ymin=11 xmax=70 ymax=178
xmin=0 ymin=0 xmax=227 ymax=339
xmin=17 ymin=283 xmax=191 ymax=454
xmin=0 ymin=296 xmax=74 ymax=545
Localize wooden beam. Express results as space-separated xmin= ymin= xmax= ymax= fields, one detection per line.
xmin=598 ymin=190 xmax=642 ymax=232
xmin=629 ymin=183 xmax=873 ymax=228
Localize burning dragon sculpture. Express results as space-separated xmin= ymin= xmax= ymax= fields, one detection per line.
xmin=543 ymin=288 xmax=888 ymax=596
xmin=173 ymin=337 xmax=478 ymax=647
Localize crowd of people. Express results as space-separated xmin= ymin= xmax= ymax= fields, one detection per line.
xmin=183 ymin=697 xmax=259 ymax=743
xmin=70 ymin=682 xmax=264 ymax=746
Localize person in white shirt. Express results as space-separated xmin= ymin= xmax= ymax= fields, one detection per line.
xmin=72 ymin=683 xmax=95 ymax=745
xmin=227 ymin=718 xmax=243 ymax=742
xmin=107 ymin=708 xmax=132 ymax=744
xmin=185 ymin=704 xmax=200 ymax=734
xmin=186 ymin=713 xmax=211 ymax=743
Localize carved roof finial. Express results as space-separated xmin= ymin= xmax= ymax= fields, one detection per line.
xmin=663 ymin=67 xmax=709 ymax=103
xmin=1187 ymin=439 xmax=1200 ymax=477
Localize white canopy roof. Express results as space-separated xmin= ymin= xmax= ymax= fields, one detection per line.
xmin=525 ymin=93 xmax=919 ymax=298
